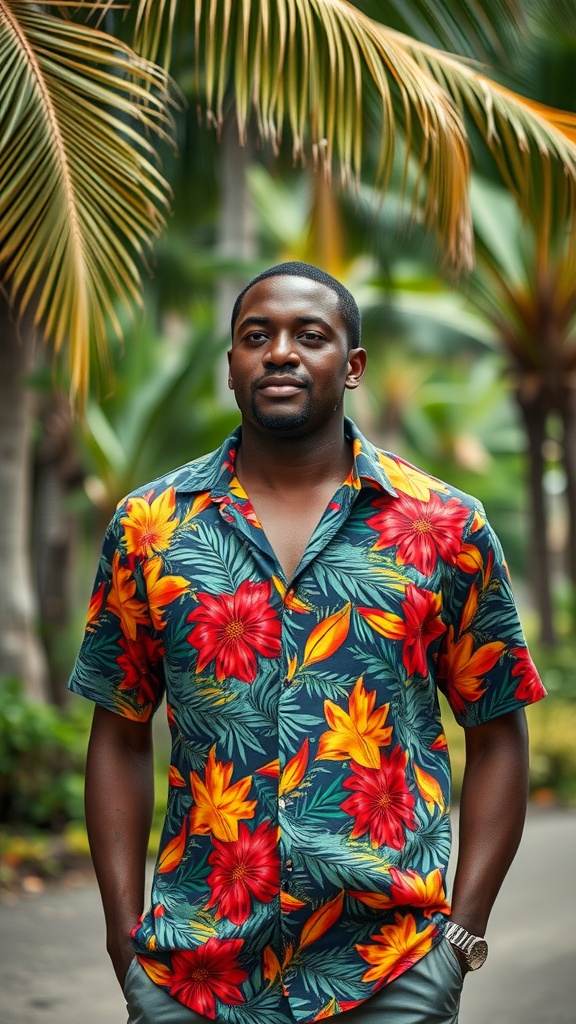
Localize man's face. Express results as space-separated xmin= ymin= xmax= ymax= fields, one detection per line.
xmin=228 ymin=275 xmax=365 ymax=437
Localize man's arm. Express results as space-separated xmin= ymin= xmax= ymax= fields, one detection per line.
xmin=449 ymin=708 xmax=529 ymax=939
xmin=85 ymin=704 xmax=155 ymax=987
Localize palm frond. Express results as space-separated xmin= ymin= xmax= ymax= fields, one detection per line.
xmin=0 ymin=1 xmax=174 ymax=402
xmin=359 ymin=0 xmax=525 ymax=63
xmin=133 ymin=0 xmax=576 ymax=268
xmin=399 ymin=30 xmax=576 ymax=238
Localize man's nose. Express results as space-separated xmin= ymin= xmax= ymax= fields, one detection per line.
xmin=263 ymin=332 xmax=300 ymax=365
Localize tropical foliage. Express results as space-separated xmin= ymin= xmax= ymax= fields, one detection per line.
xmin=2 ymin=0 xmax=576 ymax=397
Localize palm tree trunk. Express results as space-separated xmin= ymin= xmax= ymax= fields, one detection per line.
xmin=215 ymin=111 xmax=256 ymax=404
xmin=560 ymin=388 xmax=576 ymax=605
xmin=0 ymin=293 xmax=49 ymax=700
xmin=517 ymin=391 xmax=556 ymax=646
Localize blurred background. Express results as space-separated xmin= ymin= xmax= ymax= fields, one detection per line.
xmin=0 ymin=0 xmax=575 ymax=891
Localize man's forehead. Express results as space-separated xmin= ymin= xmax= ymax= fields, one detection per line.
xmin=236 ymin=274 xmax=340 ymax=317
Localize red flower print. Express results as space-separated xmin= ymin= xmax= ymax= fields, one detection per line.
xmin=168 ymin=937 xmax=247 ymax=1016
xmin=117 ymin=631 xmax=164 ymax=705
xmin=399 ymin=585 xmax=446 ymax=676
xmin=206 ymin=821 xmax=280 ymax=925
xmin=187 ymin=580 xmax=282 ymax=682
xmin=341 ymin=746 xmax=417 ymax=850
xmin=367 ymin=492 xmax=470 ymax=576
xmin=510 ymin=647 xmax=546 ymax=703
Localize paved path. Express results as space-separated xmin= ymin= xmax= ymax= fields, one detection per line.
xmin=2 ymin=808 xmax=575 ymax=1024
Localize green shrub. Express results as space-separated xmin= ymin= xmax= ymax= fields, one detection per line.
xmin=0 ymin=679 xmax=89 ymax=830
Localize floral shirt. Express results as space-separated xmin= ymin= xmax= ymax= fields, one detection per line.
xmin=69 ymin=420 xmax=545 ymax=1023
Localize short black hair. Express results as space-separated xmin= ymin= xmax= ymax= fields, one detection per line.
xmin=230 ymin=261 xmax=361 ymax=349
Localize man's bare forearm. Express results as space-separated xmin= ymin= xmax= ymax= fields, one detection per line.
xmin=85 ymin=705 xmax=155 ymax=986
xmin=450 ymin=708 xmax=529 ymax=938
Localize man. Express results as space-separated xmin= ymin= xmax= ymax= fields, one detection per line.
xmin=70 ymin=262 xmax=546 ymax=1024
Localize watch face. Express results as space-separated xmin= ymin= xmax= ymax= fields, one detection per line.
xmin=468 ymin=938 xmax=488 ymax=970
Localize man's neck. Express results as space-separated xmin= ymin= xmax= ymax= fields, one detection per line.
xmin=235 ymin=419 xmax=353 ymax=493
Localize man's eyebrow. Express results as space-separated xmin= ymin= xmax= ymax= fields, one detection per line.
xmin=237 ymin=314 xmax=333 ymax=331
xmin=237 ymin=316 xmax=272 ymax=330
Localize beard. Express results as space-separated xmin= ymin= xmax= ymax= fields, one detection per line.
xmin=250 ymin=383 xmax=313 ymax=433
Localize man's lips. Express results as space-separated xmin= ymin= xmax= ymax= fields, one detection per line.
xmin=256 ymin=376 xmax=308 ymax=397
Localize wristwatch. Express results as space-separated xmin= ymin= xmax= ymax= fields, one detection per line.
xmin=444 ymin=922 xmax=488 ymax=971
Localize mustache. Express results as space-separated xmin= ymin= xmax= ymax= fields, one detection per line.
xmin=252 ymin=370 xmax=311 ymax=389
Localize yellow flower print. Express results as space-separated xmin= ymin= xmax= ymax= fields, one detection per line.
xmin=316 ymin=677 xmax=392 ymax=769
xmin=121 ymin=487 xmax=179 ymax=558
xmin=377 ymin=454 xmax=449 ymax=500
xmin=190 ymin=746 xmax=256 ymax=842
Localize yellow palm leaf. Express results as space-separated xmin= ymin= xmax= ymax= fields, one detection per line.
xmin=0 ymin=2 xmax=173 ymax=403
xmin=134 ymin=0 xmax=576 ymax=268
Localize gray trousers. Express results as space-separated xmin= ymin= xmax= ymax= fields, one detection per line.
xmin=124 ymin=939 xmax=463 ymax=1024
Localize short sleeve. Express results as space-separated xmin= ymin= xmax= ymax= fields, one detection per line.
xmin=437 ymin=505 xmax=546 ymax=727
xmin=68 ymin=506 xmax=166 ymax=720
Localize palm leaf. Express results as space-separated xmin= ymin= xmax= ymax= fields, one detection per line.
xmin=132 ymin=0 xmax=576 ymax=268
xmin=0 ymin=1 xmax=173 ymax=402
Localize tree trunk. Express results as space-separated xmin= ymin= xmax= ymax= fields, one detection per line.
xmin=0 ymin=294 xmax=49 ymax=700
xmin=560 ymin=387 xmax=576 ymax=610
xmin=517 ymin=391 xmax=556 ymax=646
xmin=33 ymin=391 xmax=84 ymax=704
xmin=215 ymin=111 xmax=256 ymax=404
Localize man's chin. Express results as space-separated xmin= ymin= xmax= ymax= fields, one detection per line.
xmin=250 ymin=397 xmax=312 ymax=435
xmin=253 ymin=412 xmax=311 ymax=433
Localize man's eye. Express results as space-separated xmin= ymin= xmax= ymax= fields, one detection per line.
xmin=299 ymin=331 xmax=323 ymax=342
xmin=245 ymin=332 xmax=268 ymax=343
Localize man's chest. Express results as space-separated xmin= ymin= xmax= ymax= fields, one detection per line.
xmin=143 ymin=500 xmax=448 ymax=699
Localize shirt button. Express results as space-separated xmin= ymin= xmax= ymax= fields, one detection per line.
xmin=282 ymin=677 xmax=291 ymax=687
xmin=285 ymin=859 xmax=293 ymax=872
xmin=278 ymin=797 xmax=286 ymax=810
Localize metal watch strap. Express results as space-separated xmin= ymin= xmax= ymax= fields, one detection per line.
xmin=445 ymin=922 xmax=477 ymax=953
xmin=444 ymin=921 xmax=488 ymax=970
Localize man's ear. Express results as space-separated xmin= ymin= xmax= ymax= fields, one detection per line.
xmin=345 ymin=348 xmax=367 ymax=390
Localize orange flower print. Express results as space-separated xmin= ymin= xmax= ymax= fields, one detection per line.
xmin=117 ymin=631 xmax=164 ymax=706
xmin=367 ymin=492 xmax=469 ymax=575
xmin=302 ymin=603 xmax=352 ymax=668
xmin=279 ymin=739 xmax=309 ymax=796
xmin=387 ymin=867 xmax=450 ymax=918
xmin=158 ymin=818 xmax=187 ymax=874
xmin=121 ymin=487 xmax=179 ymax=558
xmin=510 ymin=647 xmax=546 ymax=703
xmin=356 ymin=912 xmax=437 ymax=986
xmin=187 ymin=580 xmax=282 ymax=683
xmin=87 ymin=581 xmax=106 ymax=629
xmin=413 ymin=764 xmax=445 ymax=814
xmin=316 ymin=677 xmax=392 ymax=769
xmin=142 ymin=556 xmax=189 ymax=631
xmin=190 ymin=746 xmax=256 ymax=842
xmin=349 ymin=867 xmax=450 ymax=918
xmin=206 ymin=821 xmax=280 ymax=925
xmin=167 ymin=937 xmax=248 ymax=1016
xmin=299 ymin=890 xmax=345 ymax=949
xmin=341 ymin=746 xmax=417 ymax=850
xmin=358 ymin=585 xmax=445 ymax=678
xmin=438 ymin=627 xmax=505 ymax=714
xmin=106 ymin=551 xmax=150 ymax=640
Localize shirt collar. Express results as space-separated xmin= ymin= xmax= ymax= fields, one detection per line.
xmin=170 ymin=419 xmax=397 ymax=498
